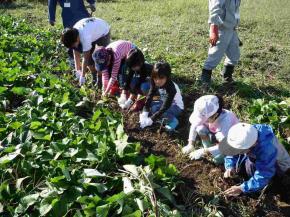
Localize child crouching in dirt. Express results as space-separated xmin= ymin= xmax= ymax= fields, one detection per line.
xmin=118 ymin=48 xmax=153 ymax=112
xmin=219 ymin=123 xmax=290 ymax=197
xmin=139 ymin=61 xmax=184 ymax=131
xmin=92 ymin=40 xmax=136 ymax=97
xmin=182 ymin=95 xmax=239 ymax=164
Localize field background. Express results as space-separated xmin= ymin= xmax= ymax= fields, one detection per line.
xmin=1 ymin=0 xmax=290 ymax=216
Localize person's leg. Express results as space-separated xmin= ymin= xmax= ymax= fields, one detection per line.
xmin=162 ymin=105 xmax=182 ymax=131
xmin=222 ymin=30 xmax=240 ymax=82
xmin=196 ymin=125 xmax=212 ymax=148
xmin=201 ymin=29 xmax=234 ymax=85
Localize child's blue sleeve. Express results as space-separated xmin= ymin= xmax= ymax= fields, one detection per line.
xmin=224 ymin=155 xmax=239 ymax=170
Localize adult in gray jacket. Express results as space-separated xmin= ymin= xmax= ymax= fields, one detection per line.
xmin=201 ymin=0 xmax=241 ymax=87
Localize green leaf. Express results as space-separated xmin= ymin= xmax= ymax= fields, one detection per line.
xmin=122 ymin=210 xmax=142 ymax=217
xmin=84 ymin=169 xmax=106 ymax=177
xmin=50 ymin=176 xmax=65 ymax=183
xmin=20 ymin=193 xmax=39 ymax=209
xmin=39 ymin=201 xmax=53 ymax=216
xmin=11 ymin=87 xmax=30 ymax=95
xmin=10 ymin=121 xmax=23 ymax=130
xmin=0 ymin=149 xmax=21 ymax=164
xmin=96 ymin=204 xmax=110 ymax=217
xmin=30 ymin=121 xmax=42 ymax=130
xmin=156 ymin=187 xmax=176 ymax=205
xmin=0 ymin=87 xmax=8 ymax=94
xmin=16 ymin=176 xmax=29 ymax=191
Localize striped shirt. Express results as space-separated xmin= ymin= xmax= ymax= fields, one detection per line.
xmin=102 ymin=40 xmax=134 ymax=93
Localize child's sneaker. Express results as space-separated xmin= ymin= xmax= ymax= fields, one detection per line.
xmin=165 ymin=117 xmax=179 ymax=131
xmin=130 ymin=99 xmax=145 ymax=112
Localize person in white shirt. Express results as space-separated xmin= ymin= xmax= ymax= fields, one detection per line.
xmin=61 ymin=17 xmax=111 ymax=87
xmin=182 ymin=95 xmax=239 ymax=164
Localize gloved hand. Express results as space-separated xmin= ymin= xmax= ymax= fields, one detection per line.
xmin=189 ymin=148 xmax=205 ymax=160
xmin=140 ymin=117 xmax=153 ymax=129
xmin=224 ymin=168 xmax=235 ymax=178
xmin=89 ymin=4 xmax=96 ymax=13
xmin=215 ymin=132 xmax=224 ymax=143
xmin=79 ymin=76 xmax=86 ymax=86
xmin=75 ymin=70 xmax=81 ymax=80
xmin=118 ymin=93 xmax=127 ymax=106
xmin=182 ymin=143 xmax=195 ymax=154
xmin=139 ymin=111 xmax=149 ymax=120
xmin=121 ymin=98 xmax=133 ymax=110
xmin=209 ymin=24 xmax=219 ymax=46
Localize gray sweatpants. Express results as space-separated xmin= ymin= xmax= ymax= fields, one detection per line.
xmin=204 ymin=28 xmax=240 ymax=70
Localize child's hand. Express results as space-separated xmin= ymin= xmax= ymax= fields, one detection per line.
xmin=189 ymin=148 xmax=205 ymax=160
xmin=224 ymin=168 xmax=235 ymax=178
xmin=209 ymin=24 xmax=219 ymax=46
xmin=118 ymin=93 xmax=127 ymax=106
xmin=121 ymin=99 xmax=133 ymax=110
xmin=182 ymin=143 xmax=195 ymax=154
xmin=79 ymin=76 xmax=86 ymax=86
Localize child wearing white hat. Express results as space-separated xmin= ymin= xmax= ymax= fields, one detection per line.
xmin=182 ymin=95 xmax=239 ymax=164
xmin=219 ymin=123 xmax=290 ymax=197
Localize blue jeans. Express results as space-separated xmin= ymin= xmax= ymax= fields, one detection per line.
xmin=129 ymin=76 xmax=150 ymax=95
xmin=151 ymin=100 xmax=182 ymax=122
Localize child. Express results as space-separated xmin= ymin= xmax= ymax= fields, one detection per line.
xmin=139 ymin=61 xmax=184 ymax=131
xmin=219 ymin=123 xmax=290 ymax=197
xmin=200 ymin=0 xmax=241 ymax=86
xmin=118 ymin=48 xmax=152 ymax=112
xmin=182 ymin=95 xmax=239 ymax=164
xmin=48 ymin=0 xmax=96 ymax=68
xmin=92 ymin=40 xmax=136 ymax=96
xmin=61 ymin=17 xmax=111 ymax=86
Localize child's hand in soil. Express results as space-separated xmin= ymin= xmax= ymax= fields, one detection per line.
xmin=224 ymin=168 xmax=235 ymax=178
xmin=189 ymin=148 xmax=205 ymax=160
xmin=182 ymin=143 xmax=195 ymax=154
xmin=224 ymin=185 xmax=242 ymax=197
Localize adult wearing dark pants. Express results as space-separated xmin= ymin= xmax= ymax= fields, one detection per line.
xmin=61 ymin=17 xmax=111 ymax=86
xmin=48 ymin=0 xmax=96 ymax=67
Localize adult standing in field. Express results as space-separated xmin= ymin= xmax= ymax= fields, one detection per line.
xmin=200 ymin=0 xmax=241 ymax=87
xmin=61 ymin=17 xmax=111 ymax=87
xmin=48 ymin=0 xmax=96 ymax=68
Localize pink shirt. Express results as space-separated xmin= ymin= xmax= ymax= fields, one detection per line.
xmin=189 ymin=109 xmax=239 ymax=142
xmin=102 ymin=40 xmax=134 ymax=92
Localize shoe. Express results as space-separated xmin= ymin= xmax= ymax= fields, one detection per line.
xmin=130 ymin=98 xmax=145 ymax=112
xmin=200 ymin=69 xmax=212 ymax=87
xmin=221 ymin=65 xmax=235 ymax=83
xmin=165 ymin=117 xmax=179 ymax=131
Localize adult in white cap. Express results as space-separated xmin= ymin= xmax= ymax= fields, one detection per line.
xmin=219 ymin=123 xmax=290 ymax=197
xmin=182 ymin=95 xmax=239 ymax=164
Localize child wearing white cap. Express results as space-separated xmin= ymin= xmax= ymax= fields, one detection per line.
xmin=182 ymin=95 xmax=239 ymax=164
xmin=219 ymin=123 xmax=290 ymax=197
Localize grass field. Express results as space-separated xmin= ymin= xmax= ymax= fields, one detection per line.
xmin=1 ymin=0 xmax=290 ymax=216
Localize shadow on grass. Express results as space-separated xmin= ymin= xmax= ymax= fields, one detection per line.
xmin=0 ymin=2 xmax=33 ymax=10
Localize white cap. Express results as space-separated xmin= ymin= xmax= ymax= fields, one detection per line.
xmin=219 ymin=123 xmax=258 ymax=156
xmin=189 ymin=95 xmax=219 ymax=125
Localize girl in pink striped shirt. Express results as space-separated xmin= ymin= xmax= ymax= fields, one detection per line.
xmin=92 ymin=40 xmax=135 ymax=96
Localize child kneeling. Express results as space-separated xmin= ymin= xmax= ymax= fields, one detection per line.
xmin=118 ymin=48 xmax=152 ymax=112
xmin=139 ymin=61 xmax=184 ymax=131
xmin=182 ymin=95 xmax=239 ymax=164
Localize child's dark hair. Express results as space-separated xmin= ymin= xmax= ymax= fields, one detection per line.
xmin=126 ymin=48 xmax=145 ymax=68
xmin=151 ymin=61 xmax=171 ymax=79
xmin=215 ymin=94 xmax=224 ymax=115
xmin=61 ymin=28 xmax=79 ymax=48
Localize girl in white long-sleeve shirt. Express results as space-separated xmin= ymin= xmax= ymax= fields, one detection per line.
xmin=182 ymin=95 xmax=239 ymax=164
